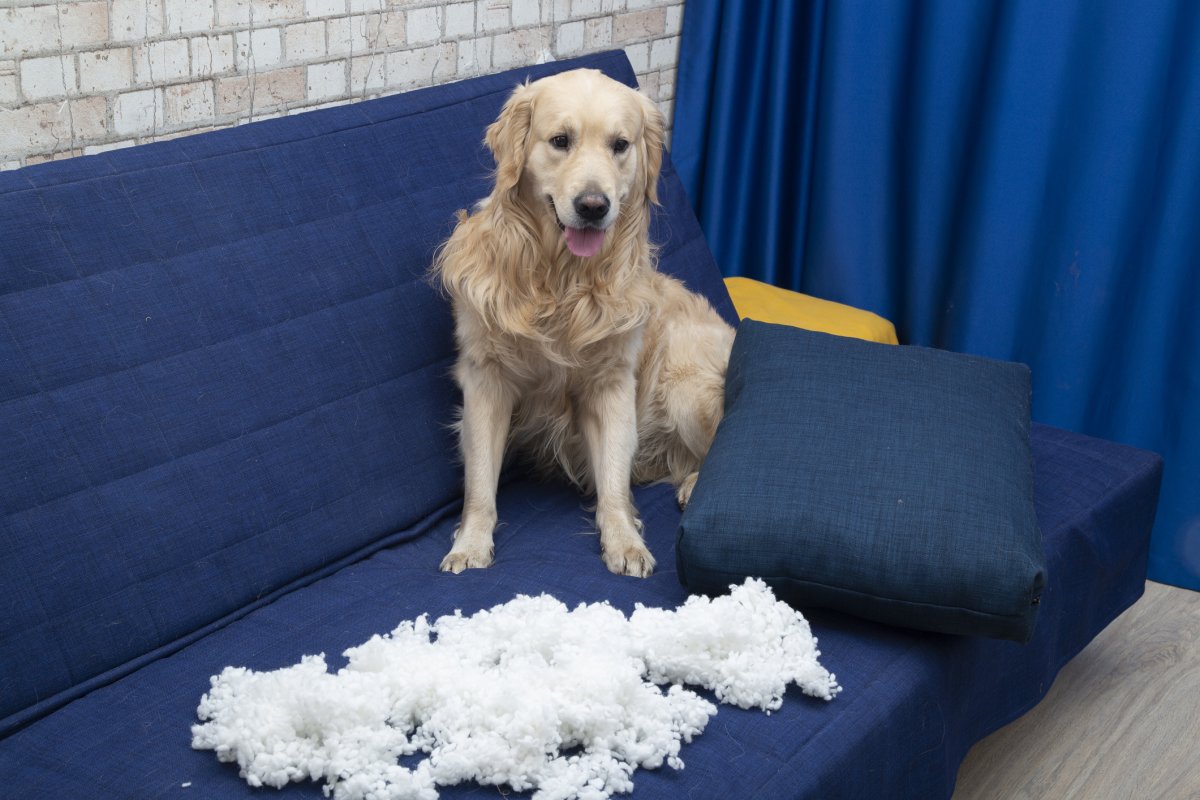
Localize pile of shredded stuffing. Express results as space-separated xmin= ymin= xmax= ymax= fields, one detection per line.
xmin=191 ymin=578 xmax=840 ymax=800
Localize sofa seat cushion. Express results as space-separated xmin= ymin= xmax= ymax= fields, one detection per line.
xmin=678 ymin=320 xmax=1045 ymax=641
xmin=0 ymin=425 xmax=1160 ymax=799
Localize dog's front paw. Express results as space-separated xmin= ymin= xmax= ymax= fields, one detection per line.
xmin=602 ymin=541 xmax=656 ymax=578
xmin=439 ymin=541 xmax=494 ymax=573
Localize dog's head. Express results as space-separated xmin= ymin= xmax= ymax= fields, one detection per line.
xmin=485 ymin=68 xmax=665 ymax=259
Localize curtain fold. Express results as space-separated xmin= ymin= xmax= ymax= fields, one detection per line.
xmin=674 ymin=0 xmax=1200 ymax=591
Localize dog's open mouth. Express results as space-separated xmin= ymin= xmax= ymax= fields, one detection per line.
xmin=548 ymin=196 xmax=606 ymax=259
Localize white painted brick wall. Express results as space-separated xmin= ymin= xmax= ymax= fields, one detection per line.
xmin=1 ymin=0 xmax=686 ymax=168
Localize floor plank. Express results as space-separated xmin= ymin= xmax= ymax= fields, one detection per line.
xmin=953 ymin=581 xmax=1200 ymax=799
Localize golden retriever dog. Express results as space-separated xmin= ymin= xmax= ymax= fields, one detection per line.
xmin=432 ymin=69 xmax=735 ymax=577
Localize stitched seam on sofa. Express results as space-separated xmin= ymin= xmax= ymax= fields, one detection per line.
xmin=4 ymin=353 xmax=453 ymax=519
xmin=1 ymin=211 xmax=695 ymax=402
xmin=1 ymin=287 xmax=443 ymax=516
xmin=1 ymin=270 xmax=432 ymax=405
xmin=687 ymin=567 xmax=1036 ymax=623
xmin=0 ymin=52 xmax=635 ymax=198
xmin=0 ymin=495 xmax=465 ymax=741
xmin=3 ymin=159 xmax=684 ymax=301
xmin=7 ymin=451 xmax=454 ymax=645
xmin=0 ymin=91 xmax=496 ymax=197
xmin=0 ymin=174 xmax=460 ymax=298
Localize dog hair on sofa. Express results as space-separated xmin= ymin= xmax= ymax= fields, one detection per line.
xmin=432 ymin=69 xmax=735 ymax=577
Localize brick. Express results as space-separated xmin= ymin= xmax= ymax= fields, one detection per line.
xmin=215 ymin=66 xmax=305 ymax=115
xmin=569 ymin=0 xmax=602 ymax=18
xmin=477 ymin=0 xmax=509 ymax=33
xmin=658 ymin=67 xmax=675 ymax=99
xmin=625 ymin=0 xmax=660 ymax=8
xmin=214 ymin=0 xmax=250 ymax=26
xmin=20 ymin=55 xmax=76 ymax=101
xmin=78 ymin=48 xmax=135 ymax=93
xmin=584 ymin=16 xmax=611 ymax=48
xmin=0 ymin=3 xmax=107 ymax=56
xmin=349 ymin=0 xmax=385 ymax=10
xmin=111 ymin=0 xmax=166 ymax=42
xmin=364 ymin=11 xmax=406 ymax=48
xmin=285 ymin=21 xmax=326 ymax=61
xmin=83 ymin=140 xmax=137 ymax=156
xmin=63 ymin=2 xmax=110 ymax=50
xmin=637 ymin=70 xmax=659 ymax=100
xmin=134 ymin=39 xmax=191 ymax=85
xmin=623 ymin=41 xmax=648 ymax=72
xmin=164 ymin=80 xmax=215 ymax=125
xmin=306 ymin=0 xmax=345 ymax=16
xmin=153 ymin=125 xmax=217 ymax=142
xmin=0 ymin=103 xmax=56 ymax=156
xmin=25 ymin=150 xmax=83 ymax=166
xmin=385 ymin=41 xmax=455 ymax=90
xmin=326 ymin=16 xmax=371 ymax=55
xmin=649 ymin=35 xmax=677 ymax=69
xmin=0 ymin=8 xmax=43 ymax=58
xmin=235 ymin=28 xmax=283 ymax=70
xmin=306 ymin=60 xmax=345 ymax=101
xmin=407 ymin=6 xmax=442 ymax=45
xmin=114 ymin=88 xmax=165 ymax=135
xmin=445 ymin=2 xmax=474 ymax=38
xmin=259 ymin=0 xmax=307 ymax=23
xmin=511 ymin=0 xmax=540 ymax=27
xmin=457 ymin=36 xmax=491 ymax=75
xmin=69 ymin=95 xmax=109 ymax=139
xmin=0 ymin=72 xmax=18 ymax=105
xmin=665 ymin=4 xmax=682 ymax=36
xmin=491 ymin=27 xmax=549 ymax=69
xmin=350 ymin=54 xmax=385 ymax=93
xmin=191 ymin=35 xmax=237 ymax=77
xmin=164 ymin=0 xmax=215 ymax=34
xmin=656 ymin=97 xmax=672 ymax=127
xmin=555 ymin=21 xmax=583 ymax=55
xmin=613 ymin=9 xmax=666 ymax=44
xmin=543 ymin=0 xmax=569 ymax=24
xmin=3 ymin=97 xmax=107 ymax=152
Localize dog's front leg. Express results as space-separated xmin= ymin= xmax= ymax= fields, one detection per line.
xmin=580 ymin=370 xmax=656 ymax=577
xmin=441 ymin=360 xmax=513 ymax=573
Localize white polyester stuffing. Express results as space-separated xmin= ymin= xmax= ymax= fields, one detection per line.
xmin=191 ymin=578 xmax=840 ymax=800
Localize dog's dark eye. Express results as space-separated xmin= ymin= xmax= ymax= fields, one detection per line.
xmin=613 ymin=138 xmax=630 ymax=154
xmin=550 ymin=134 xmax=569 ymax=150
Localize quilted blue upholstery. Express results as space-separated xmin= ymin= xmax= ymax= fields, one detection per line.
xmin=0 ymin=50 xmax=733 ymax=739
xmin=0 ymin=51 xmax=1162 ymax=799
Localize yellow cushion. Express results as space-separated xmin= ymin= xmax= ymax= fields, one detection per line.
xmin=723 ymin=276 xmax=899 ymax=345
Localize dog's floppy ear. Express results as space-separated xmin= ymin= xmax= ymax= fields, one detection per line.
xmin=486 ymin=81 xmax=535 ymax=194
xmin=637 ymin=92 xmax=665 ymax=206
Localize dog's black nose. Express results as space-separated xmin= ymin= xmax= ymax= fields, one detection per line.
xmin=573 ymin=193 xmax=610 ymax=222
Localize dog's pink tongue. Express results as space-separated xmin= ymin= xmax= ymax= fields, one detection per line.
xmin=564 ymin=226 xmax=605 ymax=258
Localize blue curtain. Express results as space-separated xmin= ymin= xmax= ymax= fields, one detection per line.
xmin=673 ymin=0 xmax=1200 ymax=591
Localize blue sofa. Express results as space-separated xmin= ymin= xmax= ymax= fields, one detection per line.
xmin=0 ymin=51 xmax=1163 ymax=798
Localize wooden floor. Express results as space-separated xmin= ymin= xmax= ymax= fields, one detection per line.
xmin=953 ymin=581 xmax=1200 ymax=800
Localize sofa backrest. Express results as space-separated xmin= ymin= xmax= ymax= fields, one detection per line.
xmin=0 ymin=51 xmax=735 ymax=737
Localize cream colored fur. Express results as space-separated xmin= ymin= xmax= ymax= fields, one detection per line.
xmin=432 ymin=69 xmax=734 ymax=577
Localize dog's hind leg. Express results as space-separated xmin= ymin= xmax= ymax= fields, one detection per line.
xmin=675 ymin=471 xmax=699 ymax=509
